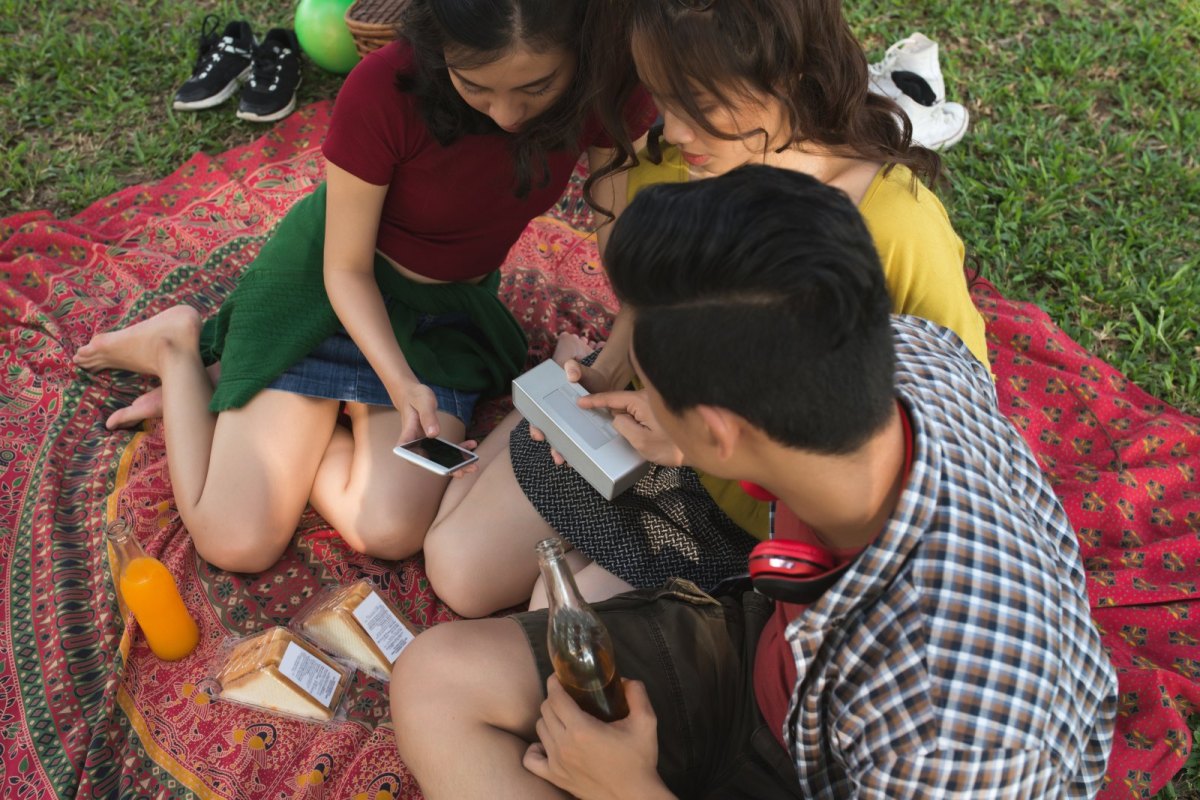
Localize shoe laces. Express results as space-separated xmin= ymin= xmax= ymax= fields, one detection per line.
xmin=248 ymin=42 xmax=291 ymax=90
xmin=868 ymin=34 xmax=922 ymax=77
xmin=192 ymin=14 xmax=223 ymax=72
xmin=191 ymin=17 xmax=252 ymax=77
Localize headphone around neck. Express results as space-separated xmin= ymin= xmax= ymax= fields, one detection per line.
xmin=748 ymin=537 xmax=850 ymax=604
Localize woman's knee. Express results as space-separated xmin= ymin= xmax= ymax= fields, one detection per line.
xmin=186 ymin=513 xmax=292 ymax=573
xmin=423 ymin=522 xmax=500 ymax=618
xmin=340 ymin=512 xmax=427 ymax=561
xmin=192 ymin=529 xmax=289 ymax=573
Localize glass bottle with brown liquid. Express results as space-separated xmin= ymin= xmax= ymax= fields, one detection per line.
xmin=535 ymin=537 xmax=629 ymax=722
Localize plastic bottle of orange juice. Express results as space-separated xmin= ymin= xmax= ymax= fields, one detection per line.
xmin=107 ymin=520 xmax=200 ymax=661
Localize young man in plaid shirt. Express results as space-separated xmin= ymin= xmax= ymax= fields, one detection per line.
xmin=390 ymin=166 xmax=1118 ymax=799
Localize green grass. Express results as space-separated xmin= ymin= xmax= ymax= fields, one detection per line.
xmin=1 ymin=0 xmax=1198 ymax=791
xmin=852 ymin=0 xmax=1200 ymax=418
xmin=0 ymin=0 xmax=344 ymax=216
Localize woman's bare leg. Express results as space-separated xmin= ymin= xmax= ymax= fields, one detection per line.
xmin=309 ymin=404 xmax=465 ymax=560
xmin=419 ymin=333 xmax=600 ymax=617
xmin=103 ymin=362 xmax=221 ymax=430
xmin=434 ymin=407 xmax=524 ymax=522
xmin=528 ymin=556 xmax=633 ymax=610
xmin=75 ymin=306 xmax=340 ymax=572
xmin=422 ymin=413 xmax=558 ymax=618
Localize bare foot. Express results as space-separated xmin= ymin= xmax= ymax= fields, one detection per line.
xmin=74 ymin=305 xmax=202 ymax=376
xmin=552 ymin=332 xmax=595 ymax=367
xmin=104 ymin=361 xmax=221 ymax=430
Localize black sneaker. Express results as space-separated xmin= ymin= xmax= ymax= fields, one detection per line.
xmin=172 ymin=16 xmax=256 ymax=111
xmin=236 ymin=29 xmax=302 ymax=123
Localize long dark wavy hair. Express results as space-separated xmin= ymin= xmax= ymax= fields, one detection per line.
xmin=395 ymin=0 xmax=590 ymax=198
xmin=588 ymin=0 xmax=942 ymax=191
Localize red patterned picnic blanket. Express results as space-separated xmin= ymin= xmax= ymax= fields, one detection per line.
xmin=1 ymin=101 xmax=1197 ymax=799
xmin=976 ymin=283 xmax=1200 ymax=798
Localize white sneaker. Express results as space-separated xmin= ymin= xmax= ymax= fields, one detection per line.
xmin=869 ymin=32 xmax=944 ymax=106
xmin=895 ymin=94 xmax=970 ymax=151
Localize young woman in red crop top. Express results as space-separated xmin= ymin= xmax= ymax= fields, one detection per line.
xmin=74 ymin=0 xmax=654 ymax=573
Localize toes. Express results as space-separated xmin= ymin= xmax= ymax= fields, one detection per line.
xmin=73 ymin=335 xmax=110 ymax=369
xmin=105 ymin=394 xmax=160 ymax=430
xmin=106 ymin=410 xmax=132 ymax=430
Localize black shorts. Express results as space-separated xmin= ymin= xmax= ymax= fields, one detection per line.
xmin=513 ymin=580 xmax=801 ymax=799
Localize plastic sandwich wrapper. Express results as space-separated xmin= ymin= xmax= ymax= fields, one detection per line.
xmin=213 ymin=627 xmax=354 ymax=724
xmin=291 ymin=579 xmax=420 ymax=681
xmin=512 ymin=360 xmax=651 ymax=499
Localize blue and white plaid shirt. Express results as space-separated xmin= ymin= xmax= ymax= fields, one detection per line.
xmin=782 ymin=316 xmax=1117 ymax=798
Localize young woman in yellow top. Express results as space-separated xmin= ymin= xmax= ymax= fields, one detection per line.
xmin=423 ymin=0 xmax=990 ymax=616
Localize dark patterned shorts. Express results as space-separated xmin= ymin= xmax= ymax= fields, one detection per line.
xmin=508 ymin=417 xmax=756 ymax=590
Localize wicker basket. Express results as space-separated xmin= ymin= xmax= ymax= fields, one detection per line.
xmin=345 ymin=0 xmax=409 ymax=59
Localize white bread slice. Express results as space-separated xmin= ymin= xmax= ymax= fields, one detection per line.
xmin=297 ymin=581 xmax=417 ymax=678
xmin=217 ymin=628 xmax=349 ymax=721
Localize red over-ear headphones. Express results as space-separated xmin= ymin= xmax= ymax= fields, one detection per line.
xmin=748 ymin=539 xmax=850 ymax=604
xmin=739 ymin=480 xmax=850 ymax=603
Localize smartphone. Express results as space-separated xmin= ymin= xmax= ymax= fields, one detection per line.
xmin=393 ymin=437 xmax=479 ymax=476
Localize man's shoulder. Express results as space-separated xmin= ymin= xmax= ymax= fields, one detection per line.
xmin=888 ymin=315 xmax=1076 ymax=582
xmin=889 ymin=314 xmax=1012 ymax=461
xmin=795 ymin=315 xmax=1117 ymax=796
xmin=822 ymin=569 xmax=1115 ymax=795
xmin=891 ymin=315 xmax=993 ymax=395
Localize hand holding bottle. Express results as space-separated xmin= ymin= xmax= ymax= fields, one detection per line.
xmin=524 ymin=676 xmax=673 ymax=800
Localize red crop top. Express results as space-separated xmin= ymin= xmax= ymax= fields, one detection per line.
xmin=321 ymin=41 xmax=656 ymax=282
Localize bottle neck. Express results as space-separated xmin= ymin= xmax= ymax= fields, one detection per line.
xmin=106 ymin=522 xmax=148 ymax=572
xmin=535 ymin=539 xmax=585 ymax=612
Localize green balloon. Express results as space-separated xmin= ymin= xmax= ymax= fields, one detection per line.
xmin=294 ymin=0 xmax=361 ymax=75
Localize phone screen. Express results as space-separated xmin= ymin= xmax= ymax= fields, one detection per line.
xmin=402 ymin=438 xmax=474 ymax=469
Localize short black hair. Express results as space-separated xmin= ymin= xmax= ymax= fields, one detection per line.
xmin=606 ymin=165 xmax=895 ymax=454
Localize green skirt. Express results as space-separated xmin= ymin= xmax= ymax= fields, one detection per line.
xmin=199 ymin=183 xmax=528 ymax=412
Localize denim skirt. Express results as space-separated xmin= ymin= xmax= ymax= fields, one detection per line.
xmin=267 ymin=313 xmax=480 ymax=426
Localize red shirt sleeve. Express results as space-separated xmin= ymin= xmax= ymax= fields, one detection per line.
xmin=321 ymin=42 xmax=421 ymax=186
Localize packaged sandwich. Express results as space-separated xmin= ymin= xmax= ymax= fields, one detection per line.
xmin=293 ymin=579 xmax=418 ymax=681
xmin=215 ymin=627 xmax=352 ymax=722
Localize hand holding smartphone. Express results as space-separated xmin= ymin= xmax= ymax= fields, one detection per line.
xmin=393 ymin=437 xmax=479 ymax=476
